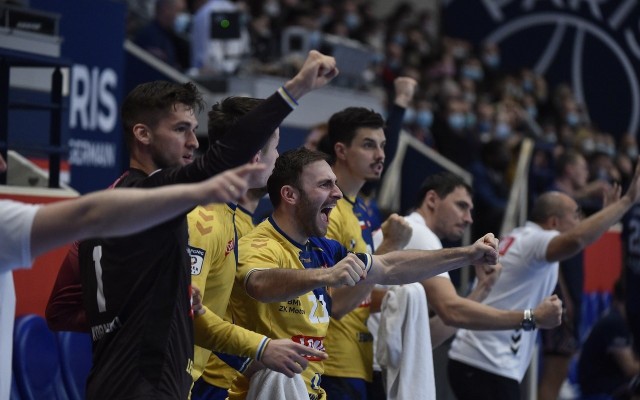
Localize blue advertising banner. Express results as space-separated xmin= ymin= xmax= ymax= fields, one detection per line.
xmin=32 ymin=0 xmax=125 ymax=193
xmin=443 ymin=1 xmax=640 ymax=138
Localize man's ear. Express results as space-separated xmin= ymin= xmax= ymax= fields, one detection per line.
xmin=424 ymin=190 xmax=439 ymax=210
xmin=280 ymin=185 xmax=298 ymax=205
xmin=252 ymin=150 xmax=261 ymax=164
xmin=334 ymin=142 xmax=348 ymax=161
xmin=132 ymin=123 xmax=151 ymax=145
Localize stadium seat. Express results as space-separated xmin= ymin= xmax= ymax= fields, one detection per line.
xmin=11 ymin=371 xmax=21 ymax=400
xmin=56 ymin=331 xmax=92 ymax=400
xmin=12 ymin=314 xmax=67 ymax=400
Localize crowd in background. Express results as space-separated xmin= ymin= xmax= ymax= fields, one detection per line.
xmin=126 ymin=0 xmax=638 ymax=242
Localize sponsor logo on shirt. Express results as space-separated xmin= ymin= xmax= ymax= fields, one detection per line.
xmin=292 ymin=335 xmax=326 ymax=361
xmin=188 ymin=246 xmax=205 ymax=275
xmin=224 ymin=239 xmax=235 ymax=256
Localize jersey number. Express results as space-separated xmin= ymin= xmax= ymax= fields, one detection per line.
xmin=628 ymin=219 xmax=640 ymax=257
xmin=308 ymin=294 xmax=329 ymax=324
xmin=93 ymin=246 xmax=107 ymax=312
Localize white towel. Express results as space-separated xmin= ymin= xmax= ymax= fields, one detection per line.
xmin=377 ymin=283 xmax=434 ymax=400
xmin=246 ymin=368 xmax=309 ymax=400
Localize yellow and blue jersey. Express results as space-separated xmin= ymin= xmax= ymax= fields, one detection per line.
xmin=188 ymin=203 xmax=265 ymax=383
xmin=323 ymin=195 xmax=376 ymax=381
xmin=230 ymin=217 xmax=370 ymax=398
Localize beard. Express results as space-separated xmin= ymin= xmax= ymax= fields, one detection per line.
xmin=295 ymin=190 xmax=326 ymax=238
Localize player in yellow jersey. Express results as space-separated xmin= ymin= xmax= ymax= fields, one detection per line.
xmin=322 ymin=79 xmax=418 ymax=399
xmin=190 ymin=50 xmax=339 ymax=399
xmin=227 ymin=147 xmax=500 ymax=399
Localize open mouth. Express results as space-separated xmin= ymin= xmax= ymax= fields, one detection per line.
xmin=320 ymin=205 xmax=335 ymax=222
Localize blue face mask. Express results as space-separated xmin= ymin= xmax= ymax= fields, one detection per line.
xmin=483 ymin=54 xmax=500 ymax=68
xmin=416 ymin=110 xmax=433 ymax=129
xmin=522 ymin=79 xmax=534 ymax=92
xmin=526 ymin=106 xmax=538 ymax=119
xmin=448 ymin=113 xmax=466 ymax=131
xmin=344 ymin=13 xmax=360 ymax=30
xmin=403 ymin=108 xmax=416 ymax=124
xmin=495 ymin=122 xmax=511 ymax=139
xmin=174 ymin=13 xmax=191 ymax=34
xmin=462 ymin=67 xmax=484 ymax=81
xmin=566 ymin=112 xmax=580 ymax=127
xmin=627 ymin=147 xmax=639 ymax=159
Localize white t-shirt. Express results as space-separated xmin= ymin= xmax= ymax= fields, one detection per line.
xmin=369 ymin=211 xmax=449 ymax=381
xmin=0 ymin=200 xmax=39 ymax=400
xmin=448 ymin=222 xmax=559 ymax=382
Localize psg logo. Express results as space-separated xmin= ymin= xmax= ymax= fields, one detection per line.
xmin=443 ymin=1 xmax=640 ymax=137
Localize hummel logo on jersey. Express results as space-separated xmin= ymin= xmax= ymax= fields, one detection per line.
xmin=511 ymin=329 xmax=522 ymax=354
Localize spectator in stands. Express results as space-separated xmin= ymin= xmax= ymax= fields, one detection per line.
xmin=577 ymin=278 xmax=640 ymax=399
xmin=371 ymin=172 xmax=562 ymax=400
xmin=448 ymin=158 xmax=640 ymax=400
xmin=469 ymin=139 xmax=510 ymax=240
xmin=432 ymin=96 xmax=479 ymax=169
xmin=0 ymin=153 xmax=260 ymax=400
xmin=133 ymin=0 xmax=190 ymax=70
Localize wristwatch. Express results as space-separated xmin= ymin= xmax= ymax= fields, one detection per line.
xmin=521 ymin=309 xmax=536 ymax=331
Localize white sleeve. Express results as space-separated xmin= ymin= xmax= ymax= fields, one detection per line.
xmin=0 ymin=200 xmax=40 ymax=272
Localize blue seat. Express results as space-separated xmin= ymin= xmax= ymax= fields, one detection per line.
xmin=12 ymin=314 xmax=68 ymax=400
xmin=56 ymin=331 xmax=92 ymax=400
xmin=11 ymin=370 xmax=21 ymax=400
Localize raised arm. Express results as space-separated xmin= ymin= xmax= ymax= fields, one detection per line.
xmin=546 ymin=158 xmax=640 ymax=262
xmin=31 ymin=163 xmax=262 ymax=258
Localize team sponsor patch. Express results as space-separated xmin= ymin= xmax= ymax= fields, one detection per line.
xmin=292 ymin=335 xmax=326 ymax=361
xmin=188 ymin=246 xmax=205 ymax=275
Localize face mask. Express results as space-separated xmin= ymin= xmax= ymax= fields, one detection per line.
xmin=495 ymin=122 xmax=511 ymax=139
xmin=526 ymin=106 xmax=538 ymax=119
xmin=466 ymin=113 xmax=477 ymax=128
xmin=627 ymin=147 xmax=638 ymax=159
xmin=173 ymin=12 xmax=191 ymax=34
xmin=344 ymin=13 xmax=360 ymax=30
xmin=582 ymin=138 xmax=595 ymax=154
xmin=403 ymin=108 xmax=416 ymax=124
xmin=416 ymin=110 xmax=433 ymax=129
xmin=393 ymin=33 xmax=407 ymax=46
xmin=448 ymin=113 xmax=466 ymax=131
xmin=452 ymin=46 xmax=468 ymax=59
xmin=264 ymin=1 xmax=280 ymax=17
xmin=522 ymin=79 xmax=534 ymax=92
xmin=566 ymin=112 xmax=580 ymax=127
xmin=464 ymin=92 xmax=477 ymax=104
xmin=462 ymin=67 xmax=483 ymax=81
xmin=545 ymin=132 xmax=557 ymax=143
xmin=483 ymin=54 xmax=500 ymax=68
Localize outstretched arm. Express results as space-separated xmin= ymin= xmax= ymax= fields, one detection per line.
xmin=368 ymin=233 xmax=499 ymax=285
xmin=546 ymin=158 xmax=640 ymax=262
xmin=31 ymin=163 xmax=263 ymax=258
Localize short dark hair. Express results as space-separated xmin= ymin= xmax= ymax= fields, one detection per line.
xmin=121 ymin=81 xmax=204 ymax=150
xmin=529 ymin=192 xmax=566 ymax=224
xmin=414 ymin=172 xmax=472 ymax=209
xmin=555 ymin=150 xmax=584 ymax=176
xmin=208 ymin=97 xmax=264 ymax=144
xmin=267 ymin=147 xmax=329 ymax=208
xmin=327 ymin=107 xmax=385 ymax=158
